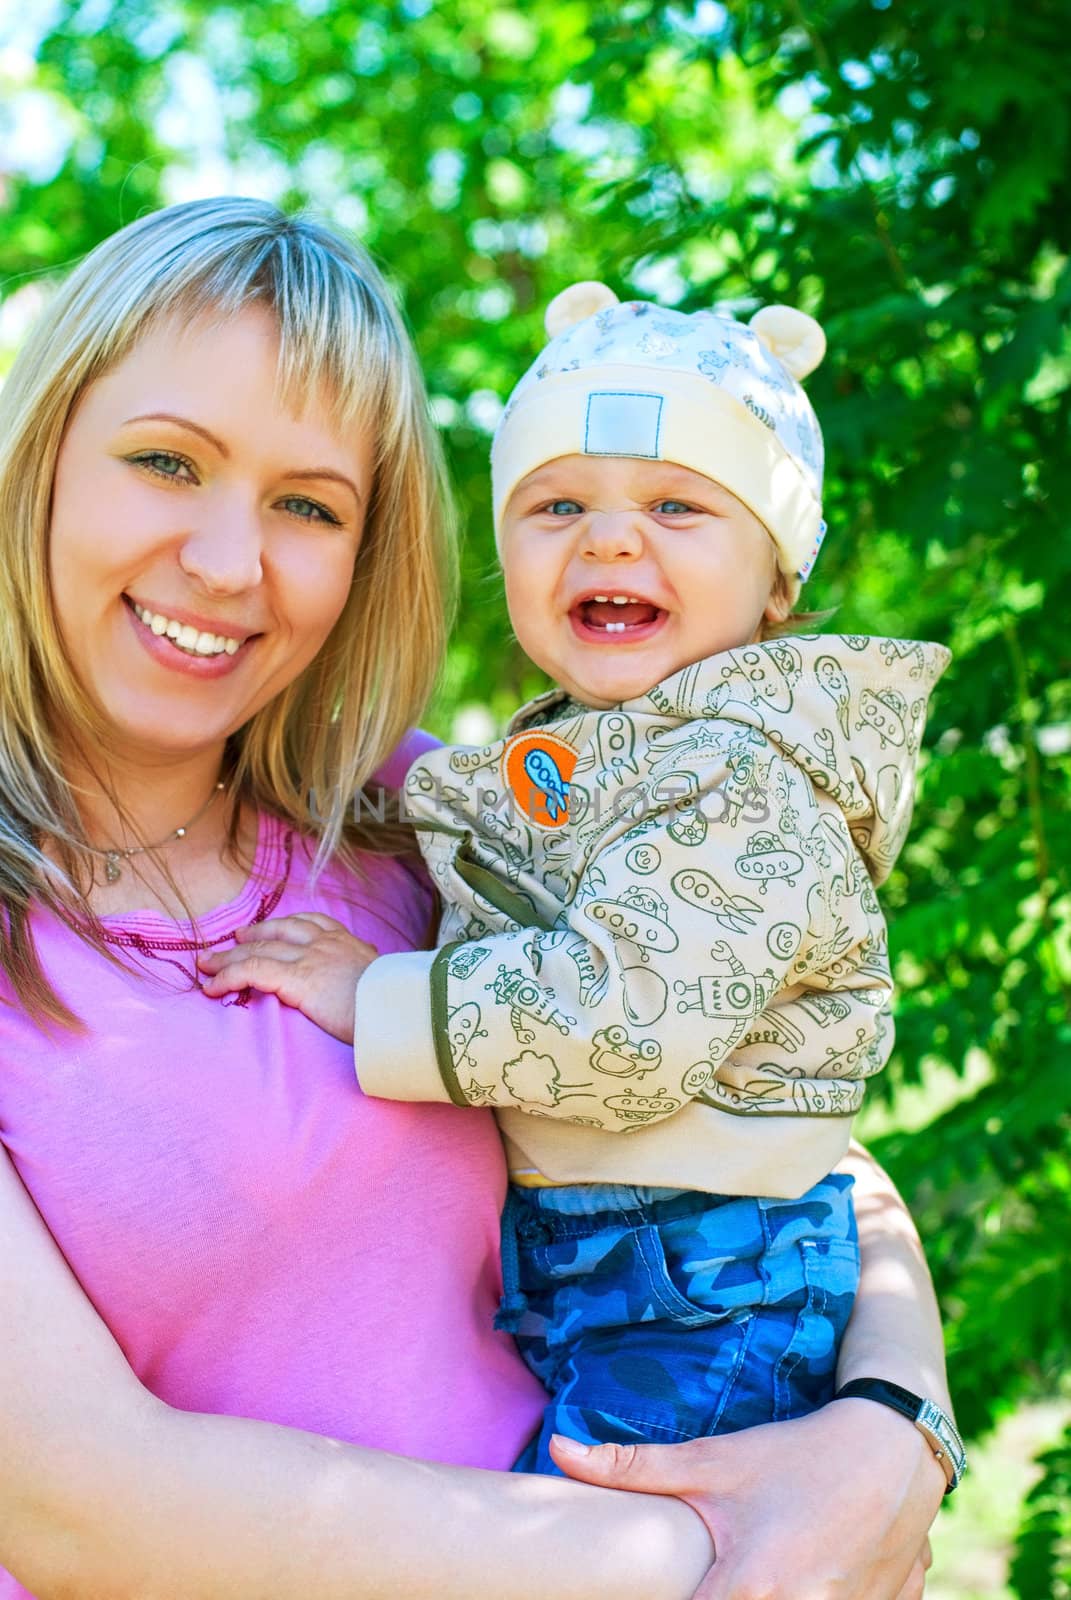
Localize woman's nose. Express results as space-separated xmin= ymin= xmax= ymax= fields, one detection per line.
xmin=580 ymin=508 xmax=644 ymax=562
xmin=178 ymin=493 xmax=264 ymax=594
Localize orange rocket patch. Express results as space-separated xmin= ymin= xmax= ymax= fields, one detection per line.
xmin=501 ymin=730 xmax=578 ymax=829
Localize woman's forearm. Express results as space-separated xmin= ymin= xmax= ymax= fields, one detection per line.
xmin=1 ymin=1144 xmax=712 ymax=1600
xmin=10 ymin=1396 xmax=712 ymax=1600
xmin=835 ymin=1138 xmax=952 ymax=1409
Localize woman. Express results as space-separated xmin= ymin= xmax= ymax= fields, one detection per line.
xmin=0 ymin=197 xmax=948 ymax=1598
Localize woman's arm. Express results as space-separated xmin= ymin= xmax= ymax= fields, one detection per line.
xmin=0 ymin=1149 xmax=712 ymax=1600
xmin=551 ymin=1142 xmax=950 ymax=1600
xmin=834 ymin=1138 xmax=951 ymax=1403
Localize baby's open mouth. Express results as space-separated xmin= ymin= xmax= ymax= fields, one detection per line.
xmin=572 ymin=595 xmax=665 ymax=635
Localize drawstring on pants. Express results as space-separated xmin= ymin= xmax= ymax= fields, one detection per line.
xmin=495 ymin=1187 xmax=530 ymax=1329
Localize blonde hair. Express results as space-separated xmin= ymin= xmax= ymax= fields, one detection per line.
xmin=0 ymin=197 xmax=456 ymax=1024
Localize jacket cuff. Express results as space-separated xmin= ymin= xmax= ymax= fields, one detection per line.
xmin=353 ymin=950 xmax=452 ymax=1104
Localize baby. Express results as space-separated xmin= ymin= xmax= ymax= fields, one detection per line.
xmin=204 ymin=281 xmax=953 ymax=1475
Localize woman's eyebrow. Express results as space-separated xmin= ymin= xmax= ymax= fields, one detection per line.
xmin=284 ymin=467 xmax=363 ymax=507
xmin=121 ymin=414 xmax=361 ymax=505
xmin=122 ymin=411 xmax=229 ymax=456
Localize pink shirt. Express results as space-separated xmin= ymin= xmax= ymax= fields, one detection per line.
xmin=0 ymin=782 xmax=544 ymax=1596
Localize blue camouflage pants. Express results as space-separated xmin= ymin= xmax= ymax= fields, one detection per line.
xmin=495 ymin=1174 xmax=859 ymax=1476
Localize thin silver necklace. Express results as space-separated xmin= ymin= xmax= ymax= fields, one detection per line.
xmin=85 ymin=779 xmax=227 ymax=884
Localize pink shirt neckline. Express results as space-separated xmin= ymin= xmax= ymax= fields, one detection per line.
xmin=97 ymin=808 xmax=290 ymax=944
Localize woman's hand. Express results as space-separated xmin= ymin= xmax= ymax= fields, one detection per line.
xmin=198 ymin=914 xmax=377 ymax=1042
xmin=549 ymin=1397 xmax=945 ymax=1600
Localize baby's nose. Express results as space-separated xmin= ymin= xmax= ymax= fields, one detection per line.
xmin=581 ymin=507 xmax=644 ymax=560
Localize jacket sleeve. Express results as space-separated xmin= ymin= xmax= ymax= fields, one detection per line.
xmin=354 ymin=749 xmax=831 ymax=1130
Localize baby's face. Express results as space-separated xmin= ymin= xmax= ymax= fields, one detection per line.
xmin=500 ymin=455 xmax=789 ymax=708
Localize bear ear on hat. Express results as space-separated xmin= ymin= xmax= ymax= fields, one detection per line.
xmin=750 ymin=305 xmax=826 ymax=380
xmin=545 ymin=281 xmax=620 ymax=339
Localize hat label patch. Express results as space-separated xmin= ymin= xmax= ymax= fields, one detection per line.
xmin=584 ymin=391 xmax=663 ymax=458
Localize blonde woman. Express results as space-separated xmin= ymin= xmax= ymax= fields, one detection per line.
xmin=0 ymin=198 xmax=945 ymax=1600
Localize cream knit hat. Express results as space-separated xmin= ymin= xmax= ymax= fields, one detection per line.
xmin=491 ymin=282 xmax=828 ymax=589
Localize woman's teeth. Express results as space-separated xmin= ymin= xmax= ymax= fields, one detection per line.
xmin=131 ymin=601 xmax=241 ymax=657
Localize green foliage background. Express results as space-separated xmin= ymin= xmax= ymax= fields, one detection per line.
xmin=1 ymin=1 xmax=1068 ymax=1590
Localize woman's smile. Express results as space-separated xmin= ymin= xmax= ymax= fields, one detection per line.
xmin=123 ymin=595 xmax=258 ymax=677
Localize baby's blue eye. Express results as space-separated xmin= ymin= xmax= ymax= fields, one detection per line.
xmin=547 ymin=499 xmax=583 ymax=516
xmin=656 ymin=499 xmax=694 ymax=514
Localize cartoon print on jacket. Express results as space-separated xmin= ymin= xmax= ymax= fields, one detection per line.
xmin=589 ymin=1025 xmax=662 ymax=1079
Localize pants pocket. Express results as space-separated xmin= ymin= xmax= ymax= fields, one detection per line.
xmin=632 ymin=1224 xmax=731 ymax=1327
xmin=771 ymin=1234 xmax=860 ymax=1420
xmin=513 ymin=1213 xmax=741 ymax=1339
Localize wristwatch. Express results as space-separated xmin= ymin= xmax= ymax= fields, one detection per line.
xmin=835 ymin=1378 xmax=967 ymax=1493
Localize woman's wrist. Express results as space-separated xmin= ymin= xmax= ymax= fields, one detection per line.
xmin=831 ymin=1394 xmax=950 ymax=1505
xmin=834 ymin=1378 xmax=966 ymax=1494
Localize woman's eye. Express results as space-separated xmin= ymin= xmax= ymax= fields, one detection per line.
xmin=655 ymin=499 xmax=695 ymax=515
xmin=128 ymin=450 xmax=196 ymax=483
xmin=278 ymin=495 xmax=341 ymax=526
xmin=546 ymin=499 xmax=583 ymax=516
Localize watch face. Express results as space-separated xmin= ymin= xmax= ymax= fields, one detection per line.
xmin=917 ymin=1400 xmax=967 ymax=1488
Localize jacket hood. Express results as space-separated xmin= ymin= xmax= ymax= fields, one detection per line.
xmin=635 ymin=634 xmax=951 ymax=885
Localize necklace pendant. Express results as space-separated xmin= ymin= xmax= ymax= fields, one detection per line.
xmin=104 ymin=851 xmax=123 ymax=884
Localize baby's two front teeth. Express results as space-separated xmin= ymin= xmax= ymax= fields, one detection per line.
xmin=590 ymin=594 xmax=643 ymax=633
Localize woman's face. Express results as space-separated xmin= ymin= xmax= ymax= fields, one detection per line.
xmin=49 ymin=306 xmax=372 ymax=765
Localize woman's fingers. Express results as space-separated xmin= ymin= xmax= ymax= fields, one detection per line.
xmin=891 ymin=1537 xmax=933 ymax=1600
xmin=549 ymin=1435 xmax=701 ymax=1495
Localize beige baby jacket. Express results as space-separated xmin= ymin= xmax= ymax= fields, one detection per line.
xmin=355 ymin=635 xmax=950 ymax=1198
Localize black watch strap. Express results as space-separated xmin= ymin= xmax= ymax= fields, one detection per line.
xmin=836 ymin=1376 xmax=923 ymax=1420
xmin=835 ymin=1377 xmax=966 ymax=1493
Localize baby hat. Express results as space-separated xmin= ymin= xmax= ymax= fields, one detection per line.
xmin=491 ymin=282 xmax=828 ymax=590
